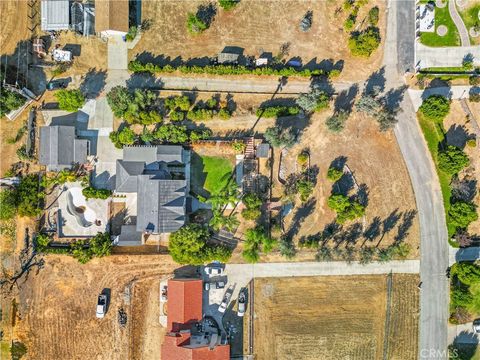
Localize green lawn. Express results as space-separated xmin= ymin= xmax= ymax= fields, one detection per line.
xmin=190 ymin=153 xmax=234 ymax=198
xmin=459 ymin=3 xmax=480 ymax=43
xmin=420 ymin=1 xmax=461 ymax=47
xmin=417 ymin=113 xmax=454 ymax=235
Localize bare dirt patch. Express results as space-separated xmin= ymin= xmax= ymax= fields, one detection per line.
xmin=133 ymin=0 xmax=386 ymax=82
xmin=253 ymin=274 xmax=419 ymax=360
xmin=14 ymin=254 xmax=178 ymax=360
xmin=0 ymin=1 xmax=30 ymax=56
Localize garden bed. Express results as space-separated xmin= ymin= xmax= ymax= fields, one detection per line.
xmin=420 ymin=1 xmax=461 ymax=47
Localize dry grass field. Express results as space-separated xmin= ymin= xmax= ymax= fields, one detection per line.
xmin=12 ymin=254 xmax=180 ymax=360
xmin=0 ymin=0 xmax=31 ymax=55
xmin=133 ymin=0 xmax=386 ymax=82
xmin=253 ymin=275 xmax=419 ymax=360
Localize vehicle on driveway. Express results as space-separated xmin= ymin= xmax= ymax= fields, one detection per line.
xmin=237 ymin=290 xmax=246 ymax=317
xmin=46 ymin=77 xmax=70 ymax=90
xmin=161 ymin=285 xmax=168 ymax=301
xmin=215 ymin=281 xmax=226 ymax=289
xmin=204 ymin=265 xmax=223 ymax=276
xmin=218 ymin=290 xmax=233 ymax=313
xmin=204 ymin=282 xmax=210 ymax=291
xmin=473 ymin=319 xmax=480 ymax=333
xmin=96 ymin=294 xmax=107 ymax=319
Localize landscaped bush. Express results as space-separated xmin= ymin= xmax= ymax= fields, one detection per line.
xmin=128 ymin=60 xmax=336 ymax=78
xmin=264 ymin=126 xmax=296 ymax=148
xmin=241 ymin=193 xmax=263 ymax=221
xmin=438 ymin=145 xmax=470 ymax=175
xmin=165 ymin=95 xmax=191 ymax=112
xmin=326 ymin=110 xmax=349 ymax=132
xmin=449 ymin=262 xmax=480 ymax=324
xmin=125 ymin=26 xmax=138 ymax=41
xmin=0 ymin=86 xmax=26 ymax=117
xmin=448 ymin=201 xmax=478 ymax=231
xmin=55 ymin=89 xmax=85 ymax=112
xmin=419 ymin=95 xmax=450 ymax=121
xmin=107 ymin=86 xmax=159 ymax=124
xmin=297 ymin=152 xmax=309 ymax=165
xmin=242 ymin=226 xmax=276 ymax=263
xmin=6 ymin=174 xmax=45 ymax=218
xmin=187 ymin=13 xmax=208 ymax=34
xmin=348 ymin=27 xmax=381 ymax=57
xmin=368 ymin=6 xmax=379 ymax=26
xmin=327 ymin=166 xmax=343 ymax=182
xmin=231 ymin=140 xmax=246 ymax=153
xmin=466 ymin=138 xmax=477 ymax=147
xmin=256 ymin=105 xmax=300 ymax=118
xmin=82 ymin=186 xmax=112 ymax=200
xmin=187 ymin=108 xmax=215 ymax=121
xmin=469 ymin=76 xmax=480 ymax=86
xmin=344 ymin=15 xmax=356 ymax=31
xmin=169 ymin=224 xmax=232 ymax=264
xmin=169 ymin=110 xmax=185 ymax=121
xmin=154 ymin=124 xmax=190 ymax=143
xmin=327 ymin=194 xmax=365 ymax=224
xmin=284 ymin=170 xmax=316 ymax=203
xmin=218 ymin=0 xmax=238 ymax=10
xmin=218 ymin=108 xmax=231 ymax=120
xmin=296 ymin=88 xmax=331 ymax=112
xmin=297 ymin=178 xmax=314 ymax=201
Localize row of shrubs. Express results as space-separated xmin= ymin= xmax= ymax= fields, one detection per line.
xmin=255 ymin=105 xmax=301 ymax=118
xmin=128 ymin=60 xmax=340 ymax=78
xmin=35 ymin=232 xmax=112 ymax=264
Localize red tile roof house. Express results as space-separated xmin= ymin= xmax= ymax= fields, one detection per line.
xmin=161 ymin=279 xmax=230 ymax=360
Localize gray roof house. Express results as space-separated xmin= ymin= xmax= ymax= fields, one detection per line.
xmin=115 ymin=146 xmax=189 ymax=236
xmin=41 ymin=0 xmax=70 ymax=31
xmin=39 ymin=125 xmax=89 ymax=171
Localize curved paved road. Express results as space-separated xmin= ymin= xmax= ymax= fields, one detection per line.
xmin=387 ymin=1 xmax=449 ymax=358
xmin=448 ymin=0 xmax=470 ymax=46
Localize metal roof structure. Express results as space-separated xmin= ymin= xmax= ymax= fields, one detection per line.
xmin=39 ymin=125 xmax=88 ymax=171
xmin=217 ymin=52 xmax=239 ymax=64
xmin=41 ymin=0 xmax=70 ymax=31
xmin=256 ymin=143 xmax=270 ymax=158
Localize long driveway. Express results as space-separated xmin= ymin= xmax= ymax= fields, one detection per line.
xmin=386 ymin=1 xmax=449 ymax=358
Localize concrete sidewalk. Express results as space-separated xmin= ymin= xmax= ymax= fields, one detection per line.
xmin=416 ymin=43 xmax=480 ymax=68
xmin=408 ymin=86 xmax=475 ymax=110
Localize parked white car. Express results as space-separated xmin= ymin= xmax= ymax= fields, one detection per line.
xmin=96 ymin=294 xmax=107 ymax=319
xmin=218 ymin=290 xmax=232 ymax=313
xmin=237 ymin=291 xmax=246 ymax=317
xmin=204 ymin=266 xmax=223 ymax=276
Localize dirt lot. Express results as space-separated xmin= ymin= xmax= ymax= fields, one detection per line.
xmin=0 ymin=0 xmax=31 ymax=55
xmin=133 ymin=0 xmax=385 ymax=82
xmin=11 ymin=254 xmax=180 ymax=360
xmin=253 ymin=274 xmax=419 ymax=360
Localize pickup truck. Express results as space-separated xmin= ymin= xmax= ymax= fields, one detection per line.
xmin=96 ymin=294 xmax=107 ymax=319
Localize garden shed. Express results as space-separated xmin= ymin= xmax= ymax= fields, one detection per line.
xmin=41 ymin=0 xmax=70 ymax=31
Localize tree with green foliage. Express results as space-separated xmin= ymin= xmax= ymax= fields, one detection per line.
xmin=187 ymin=13 xmax=208 ymax=34
xmin=326 ymin=109 xmax=349 ymax=132
xmin=82 ymin=186 xmax=112 ymax=200
xmin=448 ymin=201 xmax=478 ymax=230
xmin=55 ymin=89 xmax=85 ymax=112
xmin=154 ymin=124 xmax=190 ymax=143
xmin=256 ymin=105 xmax=300 ymax=118
xmin=438 ymin=145 xmax=470 ymax=175
xmin=327 ymin=194 xmax=365 ymax=224
xmin=242 ymin=226 xmax=277 ymax=263
xmin=218 ymin=108 xmax=231 ymax=120
xmin=451 ymin=262 xmax=480 ymax=286
xmin=297 ymin=178 xmax=314 ymax=202
xmin=10 ymin=341 xmax=27 ymax=360
xmin=231 ymin=141 xmax=246 ymax=153
xmin=296 ymin=88 xmax=331 ymax=113
xmin=164 ymin=95 xmax=191 ymax=112
xmin=348 ymin=26 xmax=381 ymax=57
xmin=218 ymin=0 xmax=238 ymax=10
xmin=0 ymin=86 xmax=26 ymax=117
xmin=327 ymin=166 xmax=343 ymax=182
xmin=17 ymin=174 xmax=44 ymax=217
xmin=241 ymin=193 xmax=263 ymax=220
xmin=368 ymin=6 xmax=379 ymax=26
xmin=169 ymin=224 xmax=232 ymax=264
xmin=356 ymin=91 xmax=397 ymax=131
xmin=359 ymin=246 xmax=375 ymax=264
xmin=0 ymin=189 xmax=17 ymax=220
xmin=209 ymin=210 xmax=239 ymax=232
xmin=109 ymin=127 xmax=137 ymax=148
xmin=264 ymin=126 xmax=296 ymax=148
xmin=279 ymin=235 xmax=296 ymax=259
xmin=106 ymin=86 xmax=132 ymax=117
xmin=419 ymin=95 xmax=450 ymax=121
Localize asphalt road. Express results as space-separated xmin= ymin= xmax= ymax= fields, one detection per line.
xmin=386 ymin=1 xmax=449 ymax=358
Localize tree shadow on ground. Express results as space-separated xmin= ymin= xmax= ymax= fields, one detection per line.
xmin=357 ymin=183 xmax=369 ymax=207
xmin=451 ymin=178 xmax=478 ymax=203
xmin=394 ymin=209 xmax=417 ymax=243
xmin=377 ymin=208 xmax=402 ymax=246
xmin=197 ymin=3 xmax=217 ymax=27
xmin=80 ymin=68 xmax=107 ymax=99
xmin=364 ymin=66 xmax=386 ymax=95
xmin=362 ymin=216 xmax=381 ymax=245
xmin=126 ymin=72 xmax=164 ymax=90
xmin=285 ymin=197 xmax=316 ymax=240
xmin=384 ymin=85 xmax=408 ymax=112
xmin=446 ymin=124 xmax=470 ymax=149
xmin=334 ymin=83 xmax=359 ymax=113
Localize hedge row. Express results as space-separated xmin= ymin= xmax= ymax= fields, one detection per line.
xmin=128 ymin=60 xmax=340 ymax=78
xmin=256 ymin=105 xmax=301 ymax=118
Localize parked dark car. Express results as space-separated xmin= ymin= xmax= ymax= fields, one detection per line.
xmin=46 ymin=77 xmax=71 ymax=90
